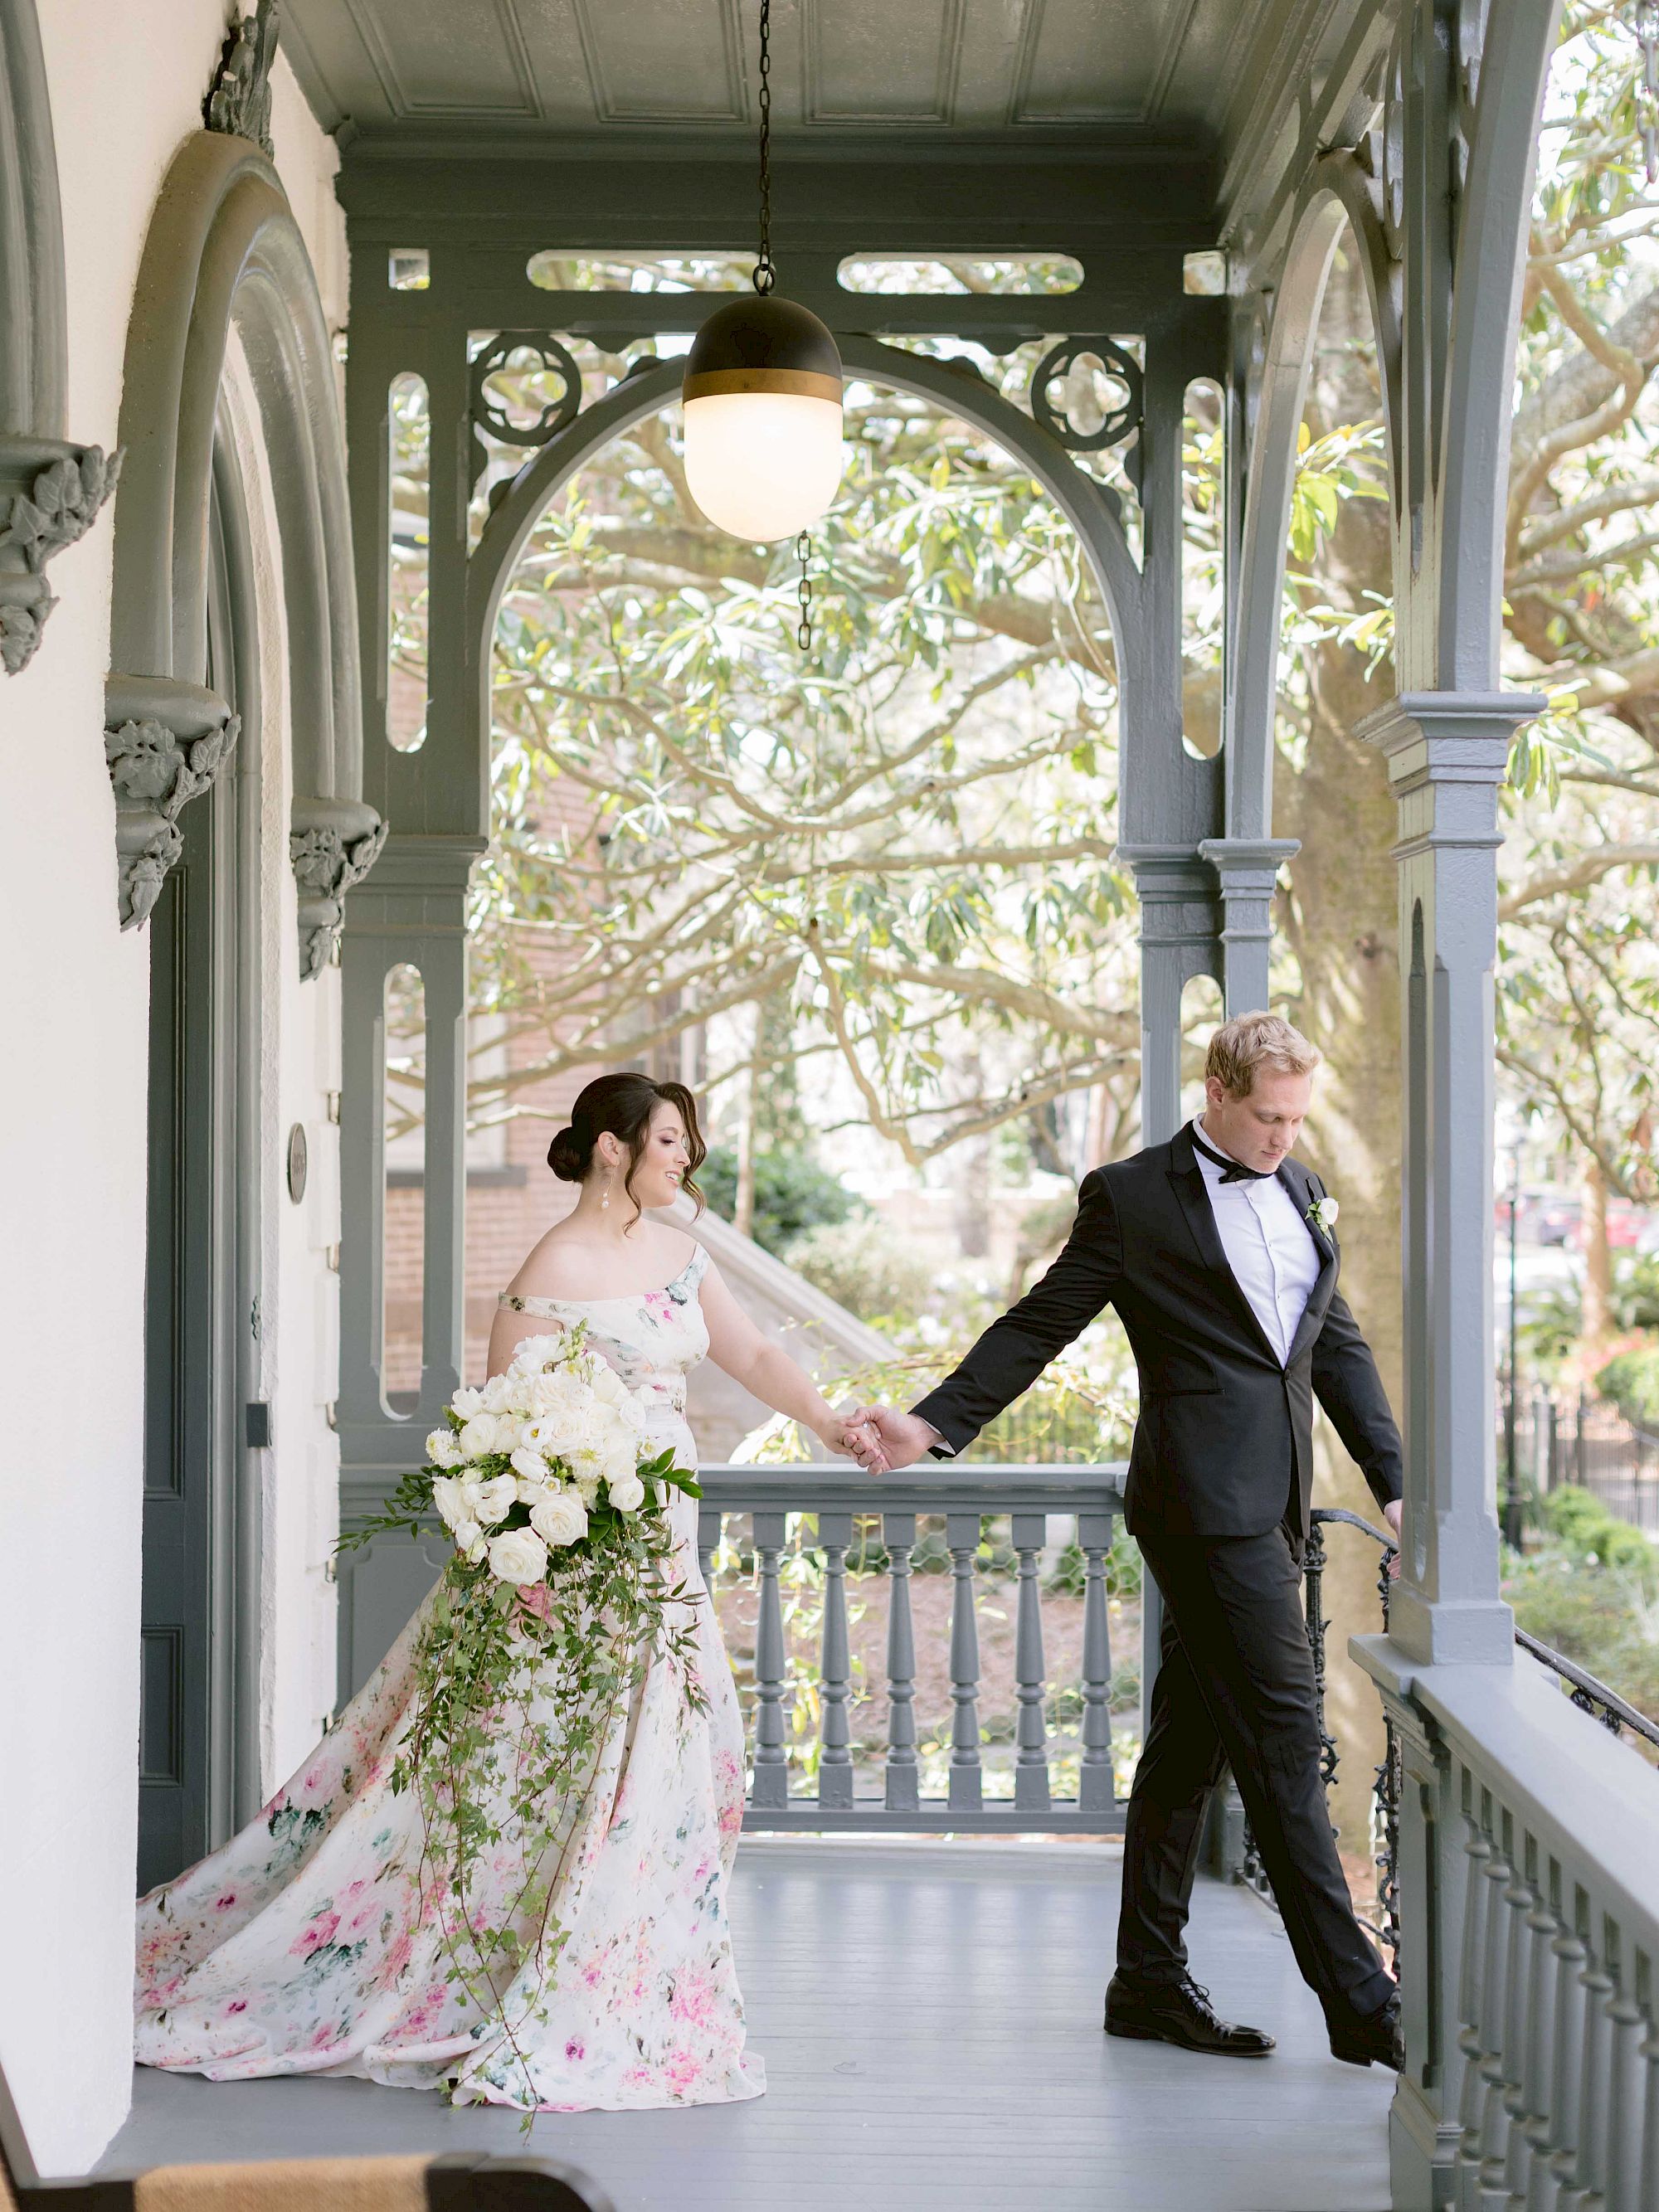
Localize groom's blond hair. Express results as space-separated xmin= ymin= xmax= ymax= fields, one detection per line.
xmin=1205 ymin=1011 xmax=1321 ymax=1099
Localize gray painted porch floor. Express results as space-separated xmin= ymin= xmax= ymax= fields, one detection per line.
xmin=103 ymin=1840 xmax=1392 ymax=2212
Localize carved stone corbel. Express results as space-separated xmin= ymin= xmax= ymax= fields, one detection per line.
xmin=0 ymin=440 xmax=121 ymax=673
xmin=290 ymin=795 xmax=387 ymax=979
xmin=206 ymin=0 xmax=279 ymax=160
xmin=104 ymin=675 xmax=240 ymax=928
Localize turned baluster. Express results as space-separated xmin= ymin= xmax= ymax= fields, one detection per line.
xmin=1545 ymin=1902 xmax=1589 ymax=2212
xmin=1078 ymin=1510 xmax=1115 ymax=1813
xmin=749 ymin=1509 xmax=790 ymax=1810
xmin=1495 ymin=1840 xmax=1537 ymax=2204
xmin=1564 ymin=1925 xmax=1614 ymax=2212
xmin=697 ymin=1505 xmax=722 ymax=1593
xmin=883 ymin=1511 xmax=919 ymax=1813
xmin=1515 ymin=1860 xmax=1561 ymax=2212
xmin=1456 ymin=1813 xmax=1494 ymax=2206
xmin=1636 ymin=2001 xmax=1659 ymax=2212
xmin=1601 ymin=1928 xmax=1645 ymax=2212
xmin=946 ymin=1510 xmax=983 ymax=1813
xmin=817 ymin=1510 xmax=854 ymax=1809
xmin=1473 ymin=1821 xmax=1518 ymax=2198
xmin=1012 ymin=1510 xmax=1051 ymax=1815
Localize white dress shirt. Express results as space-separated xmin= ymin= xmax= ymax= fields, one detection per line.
xmin=1190 ymin=1120 xmax=1322 ymax=1366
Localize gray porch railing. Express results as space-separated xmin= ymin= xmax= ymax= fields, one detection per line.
xmin=697 ymin=1462 xmax=1128 ymax=1834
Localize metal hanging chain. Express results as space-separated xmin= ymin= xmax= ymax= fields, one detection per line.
xmin=753 ymin=0 xmax=776 ymax=294
xmin=796 ymin=531 xmax=813 ymax=652
xmin=1641 ymin=0 xmax=1659 ymax=185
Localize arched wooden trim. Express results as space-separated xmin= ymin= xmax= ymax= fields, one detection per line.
xmin=464 ymin=334 xmax=1145 ymax=835
xmin=1437 ymin=0 xmax=1562 ymax=692
xmin=1224 ymin=158 xmax=1401 ymax=843
xmin=105 ymin=130 xmax=380 ymax=964
xmin=0 ymin=0 xmax=119 ymax=674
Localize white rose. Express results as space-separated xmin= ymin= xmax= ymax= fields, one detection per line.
xmin=451 ymin=1516 xmax=484 ymax=1558
xmin=482 ymin=1374 xmax=518 ymax=1415
xmin=529 ymin=1490 xmax=588 ymax=1548
xmin=450 ymin=1387 xmax=485 ymax=1418
xmin=606 ymin=1471 xmax=645 ymax=1514
xmin=486 ymin=1527 xmax=548 ymax=1586
xmin=472 ymin=1473 xmax=519 ymax=1524
xmin=431 ymin=1475 xmax=469 ymax=1531
xmin=426 ymin=1428 xmax=465 ymax=1469
xmin=509 ymin=1334 xmax=566 ymax=1376
xmin=459 ymin=1413 xmax=504 ymax=1459
xmin=588 ymin=1363 xmax=629 ymax=1406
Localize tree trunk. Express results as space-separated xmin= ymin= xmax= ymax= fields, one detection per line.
xmin=734 ymin=1018 xmax=758 ymax=1239
xmin=1279 ymin=249 xmax=1403 ymax=1877
xmin=1581 ymin=1153 xmax=1613 ymax=1374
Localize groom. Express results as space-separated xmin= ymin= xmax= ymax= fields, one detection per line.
xmin=849 ymin=1012 xmax=1404 ymax=2069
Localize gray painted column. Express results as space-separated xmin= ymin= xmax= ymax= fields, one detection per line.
xmin=1121 ymin=845 xmax=1221 ymax=1741
xmin=333 ymin=830 xmax=483 ymax=1693
xmin=1355 ymin=693 xmax=1540 ymax=1667
xmin=1197 ymin=837 xmax=1299 ymax=1014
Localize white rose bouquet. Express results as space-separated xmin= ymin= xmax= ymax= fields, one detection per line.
xmin=335 ymin=1324 xmax=705 ymax=2095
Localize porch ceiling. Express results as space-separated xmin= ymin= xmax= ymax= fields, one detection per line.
xmin=284 ymin=0 xmax=1374 ymax=242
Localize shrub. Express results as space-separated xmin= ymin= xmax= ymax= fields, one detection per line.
xmin=1537 ymin=1484 xmax=1655 ymax=1579
xmin=1595 ymin=1340 xmax=1659 ymax=1432
xmin=700 ymin=1145 xmax=864 ymax=1257
xmin=787 ymin=1218 xmax=934 ymax=1323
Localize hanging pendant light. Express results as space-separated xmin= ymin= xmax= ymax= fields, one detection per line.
xmin=682 ymin=0 xmax=844 ymax=542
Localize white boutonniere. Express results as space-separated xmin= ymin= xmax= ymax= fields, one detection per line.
xmin=1307 ymin=1193 xmax=1339 ymax=1236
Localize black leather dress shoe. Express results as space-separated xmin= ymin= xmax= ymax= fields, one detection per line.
xmin=1103 ymin=1973 xmax=1276 ymax=2057
xmin=1329 ymin=1988 xmax=1404 ymax=2070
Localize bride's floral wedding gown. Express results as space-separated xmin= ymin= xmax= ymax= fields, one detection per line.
xmin=134 ymin=1245 xmax=764 ymax=2112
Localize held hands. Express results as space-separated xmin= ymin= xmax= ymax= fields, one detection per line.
xmin=839 ymin=1403 xmax=942 ymax=1473
xmin=1383 ymin=1497 xmax=1403 ymax=1579
xmin=818 ymin=1403 xmax=890 ymax=1474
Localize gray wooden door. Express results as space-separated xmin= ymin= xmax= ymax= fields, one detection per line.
xmin=137 ymin=448 xmax=262 ymax=1895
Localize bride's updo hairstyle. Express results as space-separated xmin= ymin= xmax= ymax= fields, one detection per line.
xmin=547 ymin=1072 xmax=707 ymax=1228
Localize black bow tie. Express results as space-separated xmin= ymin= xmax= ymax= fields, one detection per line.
xmin=1191 ymin=1125 xmax=1271 ymax=1184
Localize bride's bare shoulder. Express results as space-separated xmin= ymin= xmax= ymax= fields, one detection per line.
xmin=506 ymin=1218 xmax=697 ymax=1299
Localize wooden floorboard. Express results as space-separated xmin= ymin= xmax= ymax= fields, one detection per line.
xmin=102 ymin=1840 xmax=1393 ymax=2212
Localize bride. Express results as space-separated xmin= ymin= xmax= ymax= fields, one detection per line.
xmin=135 ymin=1071 xmax=879 ymax=2112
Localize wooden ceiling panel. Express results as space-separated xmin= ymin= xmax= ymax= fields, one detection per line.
xmin=801 ymin=0 xmax=961 ymax=125
xmin=1012 ymin=0 xmax=1208 ymax=125
xmin=573 ymin=0 xmax=747 ymax=124
xmin=340 ymin=0 xmax=541 ymax=118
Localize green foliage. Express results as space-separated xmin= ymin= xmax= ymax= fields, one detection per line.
xmin=787 ymin=1217 xmax=934 ymax=1323
xmin=1596 ymin=1340 xmax=1659 ymax=1428
xmin=1535 ymin=1483 xmax=1656 ymax=1581
xmin=698 ymin=1145 xmax=864 ymax=1257
xmin=1505 ymin=1487 xmax=1659 ymax=1734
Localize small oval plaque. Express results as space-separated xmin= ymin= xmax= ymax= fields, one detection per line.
xmin=286 ymin=1121 xmax=309 ymax=1204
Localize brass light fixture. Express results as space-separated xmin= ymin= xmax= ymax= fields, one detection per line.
xmin=681 ymin=0 xmax=844 ymax=543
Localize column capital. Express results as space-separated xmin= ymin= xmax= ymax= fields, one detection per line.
xmin=1196 ymin=835 xmax=1300 ymax=887
xmin=1355 ymin=690 xmax=1545 ymax=785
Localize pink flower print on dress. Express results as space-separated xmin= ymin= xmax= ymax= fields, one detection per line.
xmin=664 ymin=2049 xmax=703 ymax=2095
xmin=132 ymin=1242 xmax=763 ymax=2112
xmin=291 ymin=1910 xmax=339 ymax=1956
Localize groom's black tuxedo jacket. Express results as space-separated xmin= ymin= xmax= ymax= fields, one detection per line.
xmin=912 ymin=1125 xmax=1403 ymax=1540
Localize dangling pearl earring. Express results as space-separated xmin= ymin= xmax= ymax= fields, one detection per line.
xmin=600 ymin=1171 xmax=611 ymax=1211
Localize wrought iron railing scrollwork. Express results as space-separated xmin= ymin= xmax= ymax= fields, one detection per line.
xmin=1237 ymin=1509 xmax=1657 ymax=1972
xmin=1236 ymin=1506 xmax=1404 ymax=1961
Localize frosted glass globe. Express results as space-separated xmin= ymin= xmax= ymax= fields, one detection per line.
xmin=683 ymin=390 xmax=844 ymax=542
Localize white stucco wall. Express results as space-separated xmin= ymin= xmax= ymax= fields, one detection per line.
xmin=0 ymin=7 xmax=348 ymax=2176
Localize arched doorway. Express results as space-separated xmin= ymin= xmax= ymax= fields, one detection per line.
xmin=107 ymin=128 xmax=382 ymax=1888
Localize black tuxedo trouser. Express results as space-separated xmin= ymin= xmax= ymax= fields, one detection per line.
xmin=1117 ymin=1519 xmax=1393 ymax=2024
